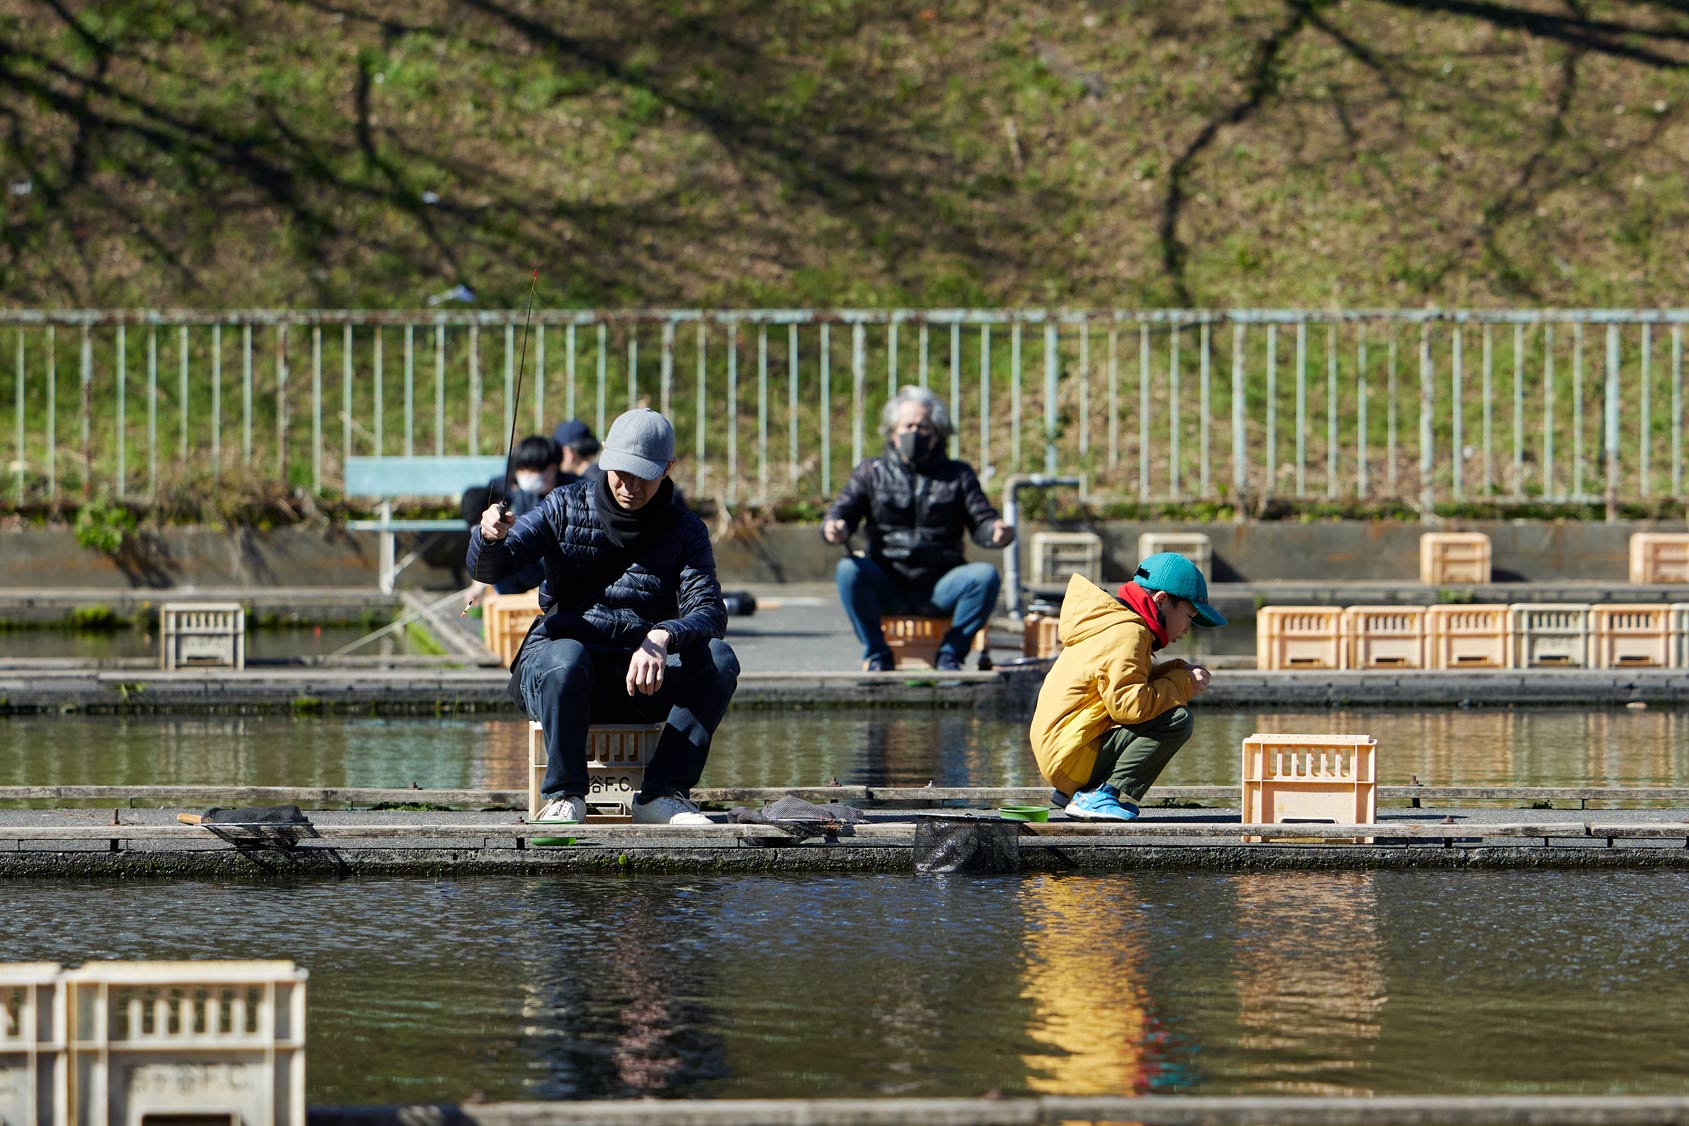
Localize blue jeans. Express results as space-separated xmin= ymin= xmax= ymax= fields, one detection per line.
xmin=834 ymin=556 xmax=1001 ymax=662
xmin=518 ymin=634 xmax=740 ymax=800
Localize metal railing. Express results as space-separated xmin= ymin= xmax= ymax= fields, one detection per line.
xmin=4 ymin=308 xmax=1686 ymax=511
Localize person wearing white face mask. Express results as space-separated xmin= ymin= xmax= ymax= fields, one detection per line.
xmin=821 ymin=385 xmax=1014 ymax=672
xmin=460 ymin=435 xmax=563 ymax=597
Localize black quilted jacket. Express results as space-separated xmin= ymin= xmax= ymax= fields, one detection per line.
xmin=466 ymin=479 xmax=726 ymax=653
xmin=823 ymin=451 xmax=1002 ymax=589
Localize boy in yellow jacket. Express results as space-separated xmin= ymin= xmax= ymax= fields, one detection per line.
xmin=1028 ymin=553 xmax=1226 ymax=820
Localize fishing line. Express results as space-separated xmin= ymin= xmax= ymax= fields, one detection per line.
xmin=490 ymin=268 xmax=541 ymax=515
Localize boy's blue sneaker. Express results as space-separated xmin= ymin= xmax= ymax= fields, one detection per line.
xmin=1067 ymin=785 xmax=1140 ymax=821
xmin=1048 ymin=788 xmax=1071 ymax=809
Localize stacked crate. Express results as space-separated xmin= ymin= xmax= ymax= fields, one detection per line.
xmin=1135 ymin=532 xmax=1213 ymax=580
xmin=1419 ymin=532 xmax=1492 ymax=584
xmin=1030 ymin=532 xmax=1105 ymax=585
xmin=1255 ymin=598 xmax=1689 ymax=670
xmin=1630 ymin=533 xmax=1689 ymax=584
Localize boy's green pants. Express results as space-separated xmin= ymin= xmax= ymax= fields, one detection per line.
xmin=1084 ymin=706 xmax=1194 ymax=801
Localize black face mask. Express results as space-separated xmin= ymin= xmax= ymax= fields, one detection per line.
xmin=895 ymin=430 xmax=937 ymax=464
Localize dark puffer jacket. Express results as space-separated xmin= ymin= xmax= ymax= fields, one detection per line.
xmin=823 ymin=450 xmax=1002 ymax=589
xmin=466 ymin=479 xmax=726 ymax=653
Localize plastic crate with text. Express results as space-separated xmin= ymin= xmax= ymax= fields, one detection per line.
xmin=529 ymin=721 xmax=663 ymax=820
xmin=64 ymin=960 xmax=306 ymax=1126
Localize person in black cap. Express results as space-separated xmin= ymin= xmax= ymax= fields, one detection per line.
xmin=470 ymin=407 xmax=737 ymax=827
xmin=1028 ymin=554 xmax=1227 ymax=821
xmin=460 ymin=435 xmax=562 ymax=596
xmin=821 ymin=385 xmax=1013 ymax=671
xmin=552 ymin=419 xmax=603 ymax=483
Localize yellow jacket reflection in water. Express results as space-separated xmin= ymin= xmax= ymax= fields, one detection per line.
xmin=1020 ymin=876 xmax=1179 ymax=1094
xmin=1028 ymin=575 xmax=1197 ymax=795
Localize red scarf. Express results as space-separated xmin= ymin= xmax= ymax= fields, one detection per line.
xmin=1115 ymin=581 xmax=1170 ymax=649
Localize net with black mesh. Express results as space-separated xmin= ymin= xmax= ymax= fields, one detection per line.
xmin=913 ymin=816 xmax=1021 ymax=874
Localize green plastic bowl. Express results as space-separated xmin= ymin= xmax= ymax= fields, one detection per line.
xmin=998 ymin=805 xmax=1049 ymax=822
xmin=529 ymin=818 xmax=579 ymax=847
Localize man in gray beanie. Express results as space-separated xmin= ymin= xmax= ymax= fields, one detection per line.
xmin=470 ymin=407 xmax=738 ymax=826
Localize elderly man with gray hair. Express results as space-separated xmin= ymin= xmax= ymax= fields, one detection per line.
xmin=822 ymin=385 xmax=1014 ymax=671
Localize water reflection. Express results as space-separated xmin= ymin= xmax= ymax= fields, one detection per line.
xmin=516 ymin=882 xmax=726 ymax=1098
xmin=1230 ymin=873 xmax=1385 ymax=1094
xmin=7 ymin=872 xmax=1689 ymax=1102
xmin=5 ymin=707 xmax=1689 ymax=796
xmin=1018 ymin=875 xmax=1171 ymax=1095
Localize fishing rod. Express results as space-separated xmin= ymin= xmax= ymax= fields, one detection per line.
xmin=491 ymin=268 xmax=542 ymax=517
xmin=463 ymin=269 xmax=540 ymax=618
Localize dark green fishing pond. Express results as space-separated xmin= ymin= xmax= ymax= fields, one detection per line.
xmin=5 ymin=707 xmax=1689 ymax=1105
xmin=5 ymin=871 xmax=1689 ymax=1103
xmin=2 ymin=707 xmax=1688 ymax=791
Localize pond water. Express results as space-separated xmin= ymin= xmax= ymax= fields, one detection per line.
xmin=6 ymin=870 xmax=1689 ymax=1104
xmin=2 ymin=708 xmax=1688 ymax=794
xmin=0 ymin=625 xmax=428 ymax=661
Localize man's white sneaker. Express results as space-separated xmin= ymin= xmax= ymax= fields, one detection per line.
xmin=532 ymin=795 xmax=588 ymax=823
xmin=631 ymin=795 xmax=711 ymax=825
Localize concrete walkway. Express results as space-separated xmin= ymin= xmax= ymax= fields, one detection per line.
xmin=6 ymin=800 xmax=1689 ymax=877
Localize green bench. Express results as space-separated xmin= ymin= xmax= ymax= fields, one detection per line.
xmin=345 ymin=455 xmax=505 ymax=593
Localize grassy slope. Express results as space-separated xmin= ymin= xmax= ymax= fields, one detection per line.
xmin=4 ymin=0 xmax=1688 ymax=313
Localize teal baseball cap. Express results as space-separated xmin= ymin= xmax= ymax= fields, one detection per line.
xmin=1126 ymin=552 xmax=1227 ymax=628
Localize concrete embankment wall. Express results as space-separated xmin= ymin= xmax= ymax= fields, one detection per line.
xmin=3 ymin=520 xmax=1683 ymax=589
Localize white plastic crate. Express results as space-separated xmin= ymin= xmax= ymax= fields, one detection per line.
xmin=1135 ymin=532 xmax=1213 ymax=580
xmin=1419 ymin=532 xmax=1491 ymax=585
xmin=1425 ymin=604 xmax=1513 ymax=669
xmin=0 ymin=963 xmax=66 ymax=1126
xmin=1630 ymin=533 xmax=1689 ymax=584
xmin=1510 ymin=603 xmax=1591 ymax=668
xmin=64 ymin=961 xmax=306 ymax=1126
xmin=1589 ymin=604 xmax=1673 ymax=668
xmin=1030 ymin=532 xmax=1103 ymax=585
xmin=528 ymin=721 xmax=663 ymax=820
xmin=1255 ymin=607 xmax=1346 ymax=670
xmin=160 ymin=604 xmax=246 ymax=671
xmin=1241 ymin=733 xmax=1377 ymax=842
xmin=1343 ymin=606 xmax=1428 ymax=669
